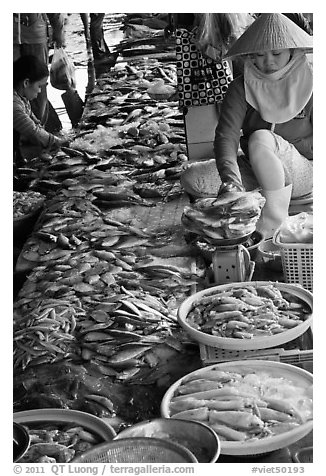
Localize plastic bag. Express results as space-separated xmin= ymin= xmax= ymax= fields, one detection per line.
xmin=50 ymin=46 xmax=76 ymax=90
xmin=278 ymin=212 xmax=313 ymax=244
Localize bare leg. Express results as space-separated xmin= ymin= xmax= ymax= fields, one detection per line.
xmin=248 ymin=130 xmax=292 ymax=238
xmin=248 ymin=129 xmax=285 ymax=190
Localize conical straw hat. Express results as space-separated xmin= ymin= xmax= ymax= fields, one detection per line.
xmin=225 ymin=13 xmax=313 ymax=58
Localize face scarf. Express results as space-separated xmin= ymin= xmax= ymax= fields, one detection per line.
xmin=244 ymin=51 xmax=313 ymax=124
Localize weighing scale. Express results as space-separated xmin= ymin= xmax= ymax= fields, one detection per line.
xmin=206 ymin=232 xmax=255 ymax=285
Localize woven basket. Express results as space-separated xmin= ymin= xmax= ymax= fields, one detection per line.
xmin=273 ymin=230 xmax=313 ymax=292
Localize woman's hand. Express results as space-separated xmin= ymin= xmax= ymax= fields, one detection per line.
xmin=53 ymin=34 xmax=66 ymax=49
xmin=51 ymin=136 xmax=70 ymax=151
xmin=218 ymin=181 xmax=245 ymax=196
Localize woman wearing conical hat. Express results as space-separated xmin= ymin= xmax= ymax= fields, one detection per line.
xmin=181 ymin=13 xmax=313 ymax=239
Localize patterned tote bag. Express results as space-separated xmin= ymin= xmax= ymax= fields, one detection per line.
xmin=176 ymin=28 xmax=233 ymax=109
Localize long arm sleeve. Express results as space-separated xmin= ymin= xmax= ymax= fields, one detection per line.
xmin=214 ymin=77 xmax=248 ymax=189
xmin=292 ymin=135 xmax=313 ymax=159
xmin=275 ymin=95 xmax=313 ymax=160
xmin=13 ymin=95 xmax=59 ymax=149
xmin=291 ymin=104 xmax=313 ymax=160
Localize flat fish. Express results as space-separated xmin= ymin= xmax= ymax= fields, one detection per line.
xmin=177 ymin=379 xmax=221 ymax=395
xmin=101 ymin=236 xmax=121 ymax=248
xmin=107 ymin=346 xmax=151 ymax=366
xmin=169 ymin=398 xmax=207 ymax=415
xmin=114 ymin=236 xmax=151 ymax=249
xmin=115 ymin=367 xmax=141 ymax=381
xmin=171 ymin=407 xmax=209 ymax=421
xmin=208 ymin=410 xmax=264 ymax=430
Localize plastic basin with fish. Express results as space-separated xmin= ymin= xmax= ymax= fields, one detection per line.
xmin=114 ymin=418 xmax=220 ymax=463
xmin=13 ymin=409 xmax=116 ymax=462
xmin=13 ymin=422 xmax=30 ymax=462
xmin=177 ymin=281 xmax=313 ymax=350
xmin=161 ymin=360 xmax=313 ymax=456
xmin=13 ymin=409 xmax=116 ymax=440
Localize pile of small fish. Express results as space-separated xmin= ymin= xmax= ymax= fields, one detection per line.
xmin=14 ymin=243 xmax=205 ymax=369
xmin=14 ymin=301 xmax=77 ymax=370
xmin=14 ymin=225 xmax=204 ymax=419
xmin=14 ymin=184 xmax=206 ymax=374
xmin=13 ymin=191 xmax=45 ymax=219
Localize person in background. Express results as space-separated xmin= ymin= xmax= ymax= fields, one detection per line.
xmin=193 ymin=13 xmax=255 ymax=75
xmin=177 ymin=13 xmax=259 ymax=198
xmin=80 ymin=13 xmax=118 ymax=76
xmin=302 ymin=13 xmax=313 ymax=31
xmin=182 ymin=13 xmax=312 ymax=239
xmin=253 ymin=13 xmax=313 ymax=35
xmin=13 ymin=55 xmax=68 ymax=170
xmin=13 ymin=13 xmax=66 ymax=132
xmin=168 ymin=13 xmax=254 ymax=107
xmin=282 ymin=13 xmax=313 ymax=34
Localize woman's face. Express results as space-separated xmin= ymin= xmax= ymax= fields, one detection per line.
xmin=23 ymin=76 xmax=48 ymax=101
xmin=251 ymin=49 xmax=292 ymax=74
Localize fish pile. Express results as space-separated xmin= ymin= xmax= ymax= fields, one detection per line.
xmin=14 ymin=244 xmax=205 ymax=423
xmin=13 ymin=348 xmax=201 ymax=428
xmin=109 ymin=12 xmax=170 ymax=55
xmin=13 ymin=191 xmax=45 ymax=219
xmin=15 ymin=59 xmax=183 ymax=194
xmin=182 ymin=191 xmax=266 ymax=242
xmin=186 ymin=284 xmax=312 ymax=339
xmin=167 ymin=365 xmax=313 ymax=442
xmin=147 ymin=79 xmax=176 ymax=100
xmin=14 ymin=243 xmax=206 ymax=363
xmin=18 ymin=179 xmax=205 ymax=280
xmin=14 ymin=187 xmax=206 ymax=372
xmin=16 ymin=111 xmax=186 ymax=202
xmin=122 ymin=14 xmax=170 ymax=43
xmin=77 ymin=292 xmax=183 ymax=380
xmin=14 ymin=301 xmax=78 ymax=370
xmin=18 ymin=423 xmax=106 ymax=463
xmin=13 ymin=40 xmax=207 ymax=424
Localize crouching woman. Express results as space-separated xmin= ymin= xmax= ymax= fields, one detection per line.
xmin=181 ymin=13 xmax=313 ymax=239
xmin=13 ymin=54 xmax=66 ymax=168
